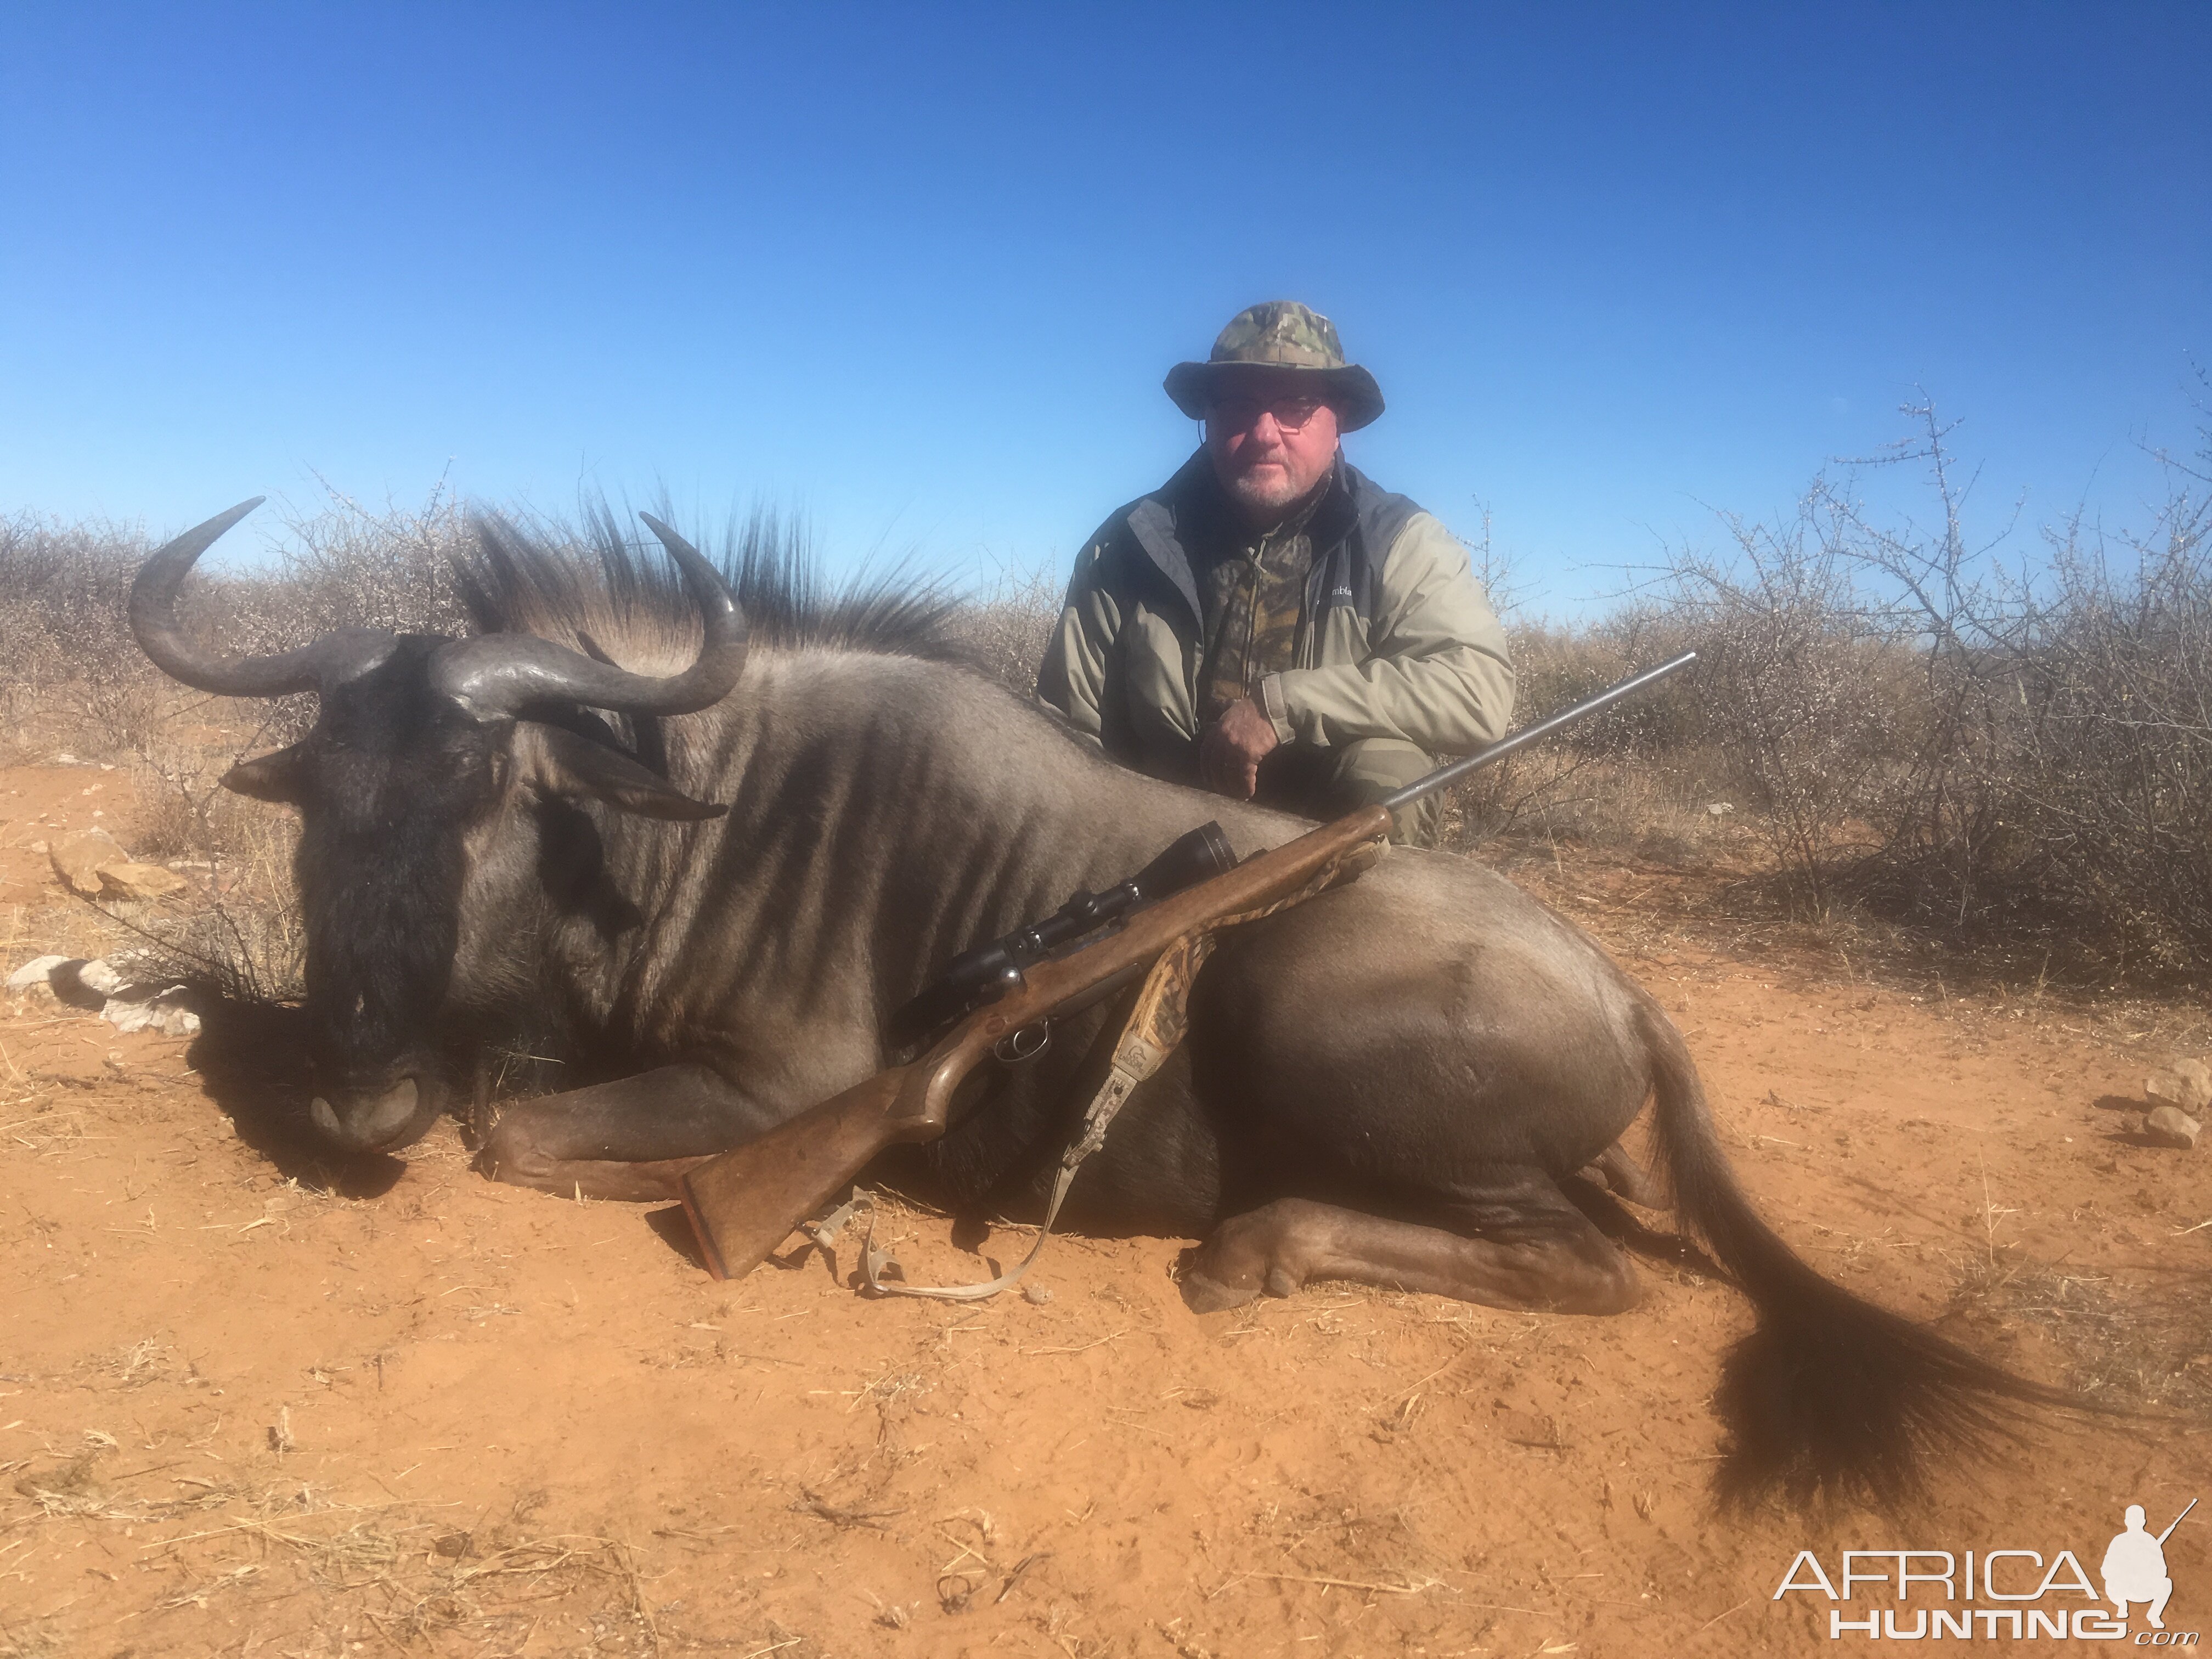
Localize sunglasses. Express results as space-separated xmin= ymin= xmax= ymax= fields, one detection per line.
xmin=1204 ymin=394 xmax=1329 ymax=432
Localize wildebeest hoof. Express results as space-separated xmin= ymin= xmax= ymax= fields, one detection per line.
xmin=1178 ymin=1269 xmax=1256 ymax=1314
xmin=474 ymin=1121 xmax=550 ymax=1186
xmin=1184 ymin=1200 xmax=1327 ymax=1312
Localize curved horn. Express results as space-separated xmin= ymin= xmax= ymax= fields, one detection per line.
xmin=131 ymin=497 xmax=398 ymax=696
xmin=430 ymin=513 xmax=748 ymax=719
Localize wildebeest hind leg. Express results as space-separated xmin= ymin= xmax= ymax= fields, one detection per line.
xmin=1181 ymin=1178 xmax=1639 ymax=1316
xmin=476 ymin=1063 xmax=782 ymax=1200
xmin=1579 ymin=1141 xmax=1664 ymax=1208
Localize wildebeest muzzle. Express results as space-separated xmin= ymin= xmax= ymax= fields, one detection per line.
xmin=309 ymin=1074 xmax=437 ymax=1153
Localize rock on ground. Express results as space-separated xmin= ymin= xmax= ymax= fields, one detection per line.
xmin=49 ymin=827 xmax=129 ymax=897
xmin=5 ymin=955 xmax=71 ymax=994
xmin=2143 ymin=1104 xmax=2202 ymax=1150
xmin=98 ymin=861 xmax=188 ymax=901
xmin=47 ymin=828 xmax=188 ymax=901
xmin=2146 ymin=1057 xmax=2212 ymax=1113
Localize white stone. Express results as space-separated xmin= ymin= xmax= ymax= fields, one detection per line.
xmin=6 ymin=955 xmax=70 ymax=992
xmin=75 ymin=958 xmax=127 ymax=997
xmin=102 ymin=987 xmax=201 ymax=1039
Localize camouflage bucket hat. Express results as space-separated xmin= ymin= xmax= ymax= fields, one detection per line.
xmin=1164 ymin=300 xmax=1385 ymax=432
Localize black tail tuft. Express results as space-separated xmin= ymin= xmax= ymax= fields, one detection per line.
xmin=1707 ymin=1239 xmax=2052 ymax=1509
xmin=1637 ymin=1003 xmax=2075 ymax=1509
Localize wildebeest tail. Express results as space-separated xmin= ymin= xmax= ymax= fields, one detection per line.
xmin=1635 ymin=1000 xmax=2069 ymax=1507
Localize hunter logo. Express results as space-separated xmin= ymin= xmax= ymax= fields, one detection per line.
xmin=1771 ymin=1499 xmax=2197 ymax=1643
xmin=2107 ymin=1503 xmax=2191 ymax=1632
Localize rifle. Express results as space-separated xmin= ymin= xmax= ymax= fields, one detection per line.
xmin=882 ymin=819 xmax=1237 ymax=1059
xmin=679 ymin=648 xmax=1699 ymax=1283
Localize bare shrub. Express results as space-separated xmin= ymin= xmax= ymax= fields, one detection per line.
xmin=1441 ymin=601 xmax=1727 ymax=859
xmin=1832 ymin=404 xmax=2212 ymax=974
xmin=0 ymin=511 xmax=157 ymax=758
xmin=266 ymin=473 xmax=475 ymax=639
xmin=1645 ymin=495 xmax=1913 ymax=913
xmin=218 ymin=477 xmax=477 ymax=743
xmin=945 ymin=556 xmax=1063 ymax=697
xmin=2000 ymin=506 xmax=2212 ymax=974
xmin=1641 ymin=398 xmax=2212 ymax=980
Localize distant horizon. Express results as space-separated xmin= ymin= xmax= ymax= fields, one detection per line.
xmin=4 ymin=4 xmax=2204 ymax=615
xmin=19 ymin=381 xmax=2203 ymax=629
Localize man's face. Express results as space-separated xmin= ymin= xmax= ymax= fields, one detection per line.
xmin=1203 ymin=369 xmax=1341 ymax=522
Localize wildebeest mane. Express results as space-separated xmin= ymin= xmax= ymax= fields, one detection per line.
xmin=455 ymin=495 xmax=967 ymax=667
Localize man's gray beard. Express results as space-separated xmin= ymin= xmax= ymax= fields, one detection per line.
xmin=1224 ymin=471 xmax=1300 ymax=509
xmin=1222 ymin=466 xmax=1327 ymax=526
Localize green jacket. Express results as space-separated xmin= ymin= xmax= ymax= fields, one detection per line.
xmin=1036 ymin=452 xmax=1515 ymax=783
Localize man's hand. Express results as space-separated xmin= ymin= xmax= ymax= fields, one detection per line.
xmin=1200 ymin=697 xmax=1280 ymax=800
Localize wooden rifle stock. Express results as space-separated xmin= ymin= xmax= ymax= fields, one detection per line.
xmin=678 ymin=805 xmax=1392 ymax=1280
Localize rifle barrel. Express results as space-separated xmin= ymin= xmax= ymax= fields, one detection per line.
xmin=1380 ymin=649 xmax=1700 ymax=812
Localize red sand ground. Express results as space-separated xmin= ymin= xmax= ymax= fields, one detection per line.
xmin=2 ymin=759 xmax=2206 ymax=1657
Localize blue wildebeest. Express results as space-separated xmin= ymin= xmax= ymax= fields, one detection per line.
xmin=131 ymin=499 xmax=2058 ymax=1504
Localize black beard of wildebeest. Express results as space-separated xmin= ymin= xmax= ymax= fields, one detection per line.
xmin=132 ymin=497 xmax=2072 ymax=1510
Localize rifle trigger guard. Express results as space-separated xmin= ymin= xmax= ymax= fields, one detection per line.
xmin=993 ymin=1020 xmax=1051 ymax=1065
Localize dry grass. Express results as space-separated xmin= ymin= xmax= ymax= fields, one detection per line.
xmin=123 ymin=800 xmax=305 ymax=1004
xmin=1949 ymin=1255 xmax=2212 ymax=1419
xmin=2 ymin=1434 xmax=665 ymax=1652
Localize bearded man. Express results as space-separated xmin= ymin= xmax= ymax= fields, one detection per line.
xmin=1036 ymin=301 xmax=1514 ymax=846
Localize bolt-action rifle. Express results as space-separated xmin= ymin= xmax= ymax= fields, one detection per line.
xmin=679 ymin=650 xmax=1699 ymax=1283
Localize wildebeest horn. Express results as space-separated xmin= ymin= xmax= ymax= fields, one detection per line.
xmin=429 ymin=512 xmax=748 ymax=718
xmin=130 ymin=498 xmax=400 ymax=696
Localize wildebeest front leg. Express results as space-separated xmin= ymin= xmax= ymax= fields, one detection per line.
xmin=1181 ymin=1178 xmax=1639 ymax=1316
xmin=477 ymin=1063 xmax=783 ymax=1201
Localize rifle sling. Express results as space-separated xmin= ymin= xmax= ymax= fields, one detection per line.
xmin=859 ymin=842 xmax=1373 ymax=1301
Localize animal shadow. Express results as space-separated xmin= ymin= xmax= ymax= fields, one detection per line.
xmin=2090 ymin=1092 xmax=2197 ymax=1149
xmin=183 ymin=992 xmax=405 ymax=1200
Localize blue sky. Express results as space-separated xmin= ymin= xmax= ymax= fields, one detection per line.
xmin=3 ymin=3 xmax=2206 ymax=608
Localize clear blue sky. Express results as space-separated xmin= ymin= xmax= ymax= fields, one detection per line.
xmin=3 ymin=4 xmax=2205 ymax=607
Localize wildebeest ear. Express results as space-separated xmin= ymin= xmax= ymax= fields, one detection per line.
xmin=525 ymin=723 xmax=726 ymax=821
xmin=221 ymin=743 xmax=309 ymax=803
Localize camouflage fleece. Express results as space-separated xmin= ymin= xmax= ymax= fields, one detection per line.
xmin=1192 ymin=486 xmax=1322 ymax=724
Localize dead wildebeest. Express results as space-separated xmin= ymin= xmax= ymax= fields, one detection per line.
xmin=132 ymin=498 xmax=2061 ymax=1505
